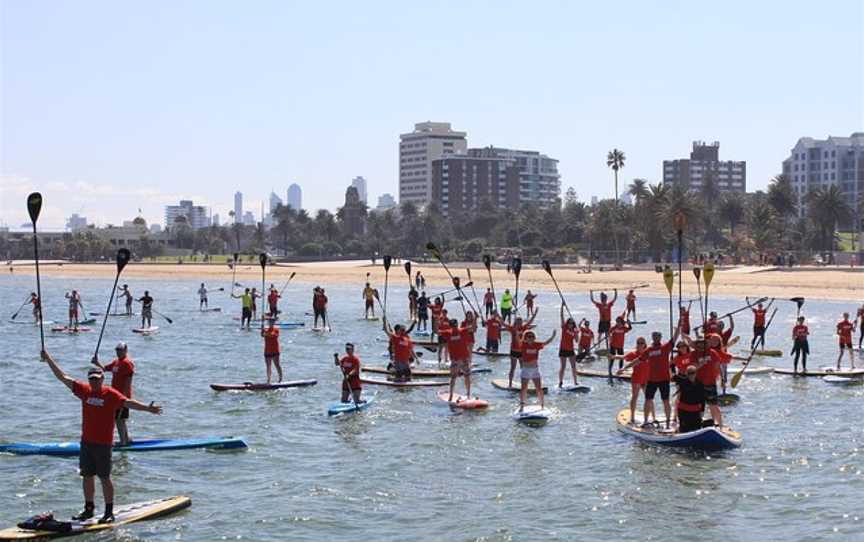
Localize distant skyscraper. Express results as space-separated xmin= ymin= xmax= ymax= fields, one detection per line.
xmin=663 ymin=141 xmax=746 ymax=193
xmin=164 ymin=200 xmax=210 ymax=229
xmin=287 ymin=183 xmax=302 ymax=210
xmin=376 ymin=193 xmax=396 ymax=212
xmin=234 ymin=191 xmax=243 ymax=222
xmin=399 ymin=121 xmax=467 ymax=206
xmin=66 ymin=214 xmax=88 ymax=231
xmin=242 ymin=211 xmax=255 ymax=226
xmin=351 ymin=176 xmax=368 ymax=205
xmin=212 ymin=213 xmax=221 ymax=227
xmin=269 ymin=191 xmax=283 ymax=213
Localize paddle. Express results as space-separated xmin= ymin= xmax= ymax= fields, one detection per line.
xmin=541 ymin=260 xmax=573 ymax=320
xmin=93 ymin=249 xmax=131 ymax=362
xmin=451 ymin=277 xmax=468 ymax=315
xmin=27 ymin=192 xmax=45 ymax=351
xmin=482 ymin=254 xmax=498 ymax=312
xmin=703 ymin=261 xmax=715 ymax=323
xmin=663 ymin=265 xmax=674 ymax=338
xmin=731 ymin=306 xmax=779 ymax=388
xmin=259 ymin=253 xmax=267 ymax=331
xmin=10 ymin=295 xmax=31 ymax=321
xmin=790 ymin=297 xmax=805 ymax=317
xmin=151 ymin=308 xmax=174 ymax=325
xmin=426 ymin=243 xmax=477 ymax=315
xmin=512 ymin=256 xmax=522 ymax=316
xmin=382 ymin=255 xmax=392 ymax=320
xmin=693 ymin=297 xmax=768 ymax=332
xmin=404 ymin=261 xmax=412 ymax=288
xmin=465 ymin=268 xmax=483 ymax=314
xmin=230 ymin=253 xmax=239 ymax=296
xmin=432 ymin=282 xmax=471 ymax=298
xmin=278 ymin=272 xmax=297 ymax=295
xmin=334 ymin=353 xmax=359 ymax=408
xmin=693 ymin=267 xmax=706 ymax=324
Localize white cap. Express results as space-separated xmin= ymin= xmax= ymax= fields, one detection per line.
xmin=115 ymin=341 xmax=128 ymax=351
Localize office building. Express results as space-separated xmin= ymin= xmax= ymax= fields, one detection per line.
xmin=376 ymin=193 xmax=397 ymax=212
xmin=269 ymin=191 xmax=283 ymax=213
xmin=782 ymin=132 xmax=864 ymax=219
xmin=430 ymin=153 xmax=521 ymax=216
xmin=164 ymin=200 xmax=210 ymax=230
xmin=66 ymin=214 xmax=88 ymax=232
xmin=242 ymin=211 xmax=256 ymax=226
xmin=212 ymin=213 xmax=220 ymax=227
xmin=663 ymin=141 xmax=746 ymax=193
xmin=287 ymin=183 xmax=302 ymax=210
xmin=470 ymin=146 xmax=561 ymax=207
xmin=399 ymin=121 xmax=467 ymax=206
xmin=351 ymin=176 xmax=368 ymax=205
xmin=234 ymin=192 xmax=243 ymax=221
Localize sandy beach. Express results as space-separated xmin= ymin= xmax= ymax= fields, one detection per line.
xmin=4 ymin=260 xmax=862 ymax=302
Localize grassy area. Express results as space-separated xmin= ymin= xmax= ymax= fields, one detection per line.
xmin=836 ymin=232 xmax=860 ymax=252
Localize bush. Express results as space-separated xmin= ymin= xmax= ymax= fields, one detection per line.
xmin=300 ymin=243 xmax=323 ymax=256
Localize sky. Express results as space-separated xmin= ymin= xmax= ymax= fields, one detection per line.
xmin=1 ymin=0 xmax=862 ymax=230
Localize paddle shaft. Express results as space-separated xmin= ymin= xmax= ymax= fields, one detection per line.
xmin=94 ymin=269 xmax=124 ymax=359
xmin=10 ymin=295 xmax=30 ymax=319
xmin=466 ymin=269 xmax=483 ymax=314
xmin=30 ymin=216 xmax=45 ymax=350
xmin=484 ymin=258 xmax=498 ymax=311
xmin=544 ymin=266 xmax=573 ymax=320
xmin=731 ymin=306 xmax=779 ymax=388
xmin=230 ymin=254 xmax=239 ymax=296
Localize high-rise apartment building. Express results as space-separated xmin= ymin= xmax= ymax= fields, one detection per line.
xmin=662 ymin=141 xmax=746 ymax=193
xmin=165 ymin=200 xmax=210 ymax=229
xmin=399 ymin=122 xmax=467 ymax=206
xmin=234 ymin=192 xmax=243 ymax=222
xmin=66 ymin=214 xmax=88 ymax=231
xmin=431 ymin=153 xmax=521 ymax=216
xmin=375 ymin=193 xmax=396 ymax=212
xmin=287 ymin=183 xmax=302 ymax=210
xmin=782 ymin=132 xmax=864 ymax=219
xmin=471 ymin=147 xmax=561 ymax=207
xmin=351 ymin=176 xmax=368 ymax=205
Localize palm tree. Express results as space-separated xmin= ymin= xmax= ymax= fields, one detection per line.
xmin=628 ymin=178 xmax=650 ymax=204
xmin=806 ymin=186 xmax=852 ymax=251
xmin=718 ymin=192 xmax=745 ymax=236
xmin=606 ymin=149 xmax=626 ymax=202
xmin=767 ymin=174 xmax=797 ymax=220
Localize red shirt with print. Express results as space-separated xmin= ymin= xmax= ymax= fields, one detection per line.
xmin=73 ymin=381 xmax=127 ymax=445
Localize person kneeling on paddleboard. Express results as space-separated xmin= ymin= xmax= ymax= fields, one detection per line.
xmin=91 ymin=342 xmax=135 ymax=446
xmin=673 ymin=365 xmax=706 ymax=433
xmin=42 ymin=350 xmax=162 ymax=524
xmin=335 ymin=343 xmax=363 ymax=404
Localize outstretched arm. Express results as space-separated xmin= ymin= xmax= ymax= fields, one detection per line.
xmin=41 ymin=350 xmax=75 ymax=391
xmin=125 ymin=399 xmax=162 ymax=414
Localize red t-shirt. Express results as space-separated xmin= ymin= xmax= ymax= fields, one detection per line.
xmin=837 ymin=321 xmax=854 ymax=342
xmin=268 ymin=291 xmax=279 ymax=306
xmin=609 ymin=324 xmax=629 ymax=349
xmin=392 ymin=334 xmax=414 ymax=363
xmin=104 ymin=357 xmax=134 ymax=398
xmin=753 ymin=308 xmax=766 ymax=327
xmin=694 ymin=349 xmax=730 ymax=386
xmin=673 ymin=353 xmax=692 ymax=375
xmin=507 ymin=324 xmax=527 ymax=352
xmin=431 ymin=304 xmax=444 ymax=322
xmin=263 ymin=327 xmax=280 ymax=354
xmin=521 ymin=341 xmax=544 ymax=364
xmin=679 ymin=309 xmax=690 ymax=331
xmin=484 ymin=292 xmax=495 ymax=304
xmin=486 ymin=319 xmax=501 ymax=341
xmin=313 ymin=293 xmax=327 ymax=310
xmin=626 ymin=293 xmax=636 ymax=309
xmin=705 ymin=319 xmax=721 ymax=335
xmin=560 ymin=326 xmax=576 ymax=351
xmin=73 ymin=381 xmax=127 ymax=445
xmin=625 ymin=350 xmax=649 ymax=385
xmin=793 ymin=324 xmax=809 ymax=339
xmin=642 ymin=341 xmax=673 ymax=382
xmin=441 ymin=327 xmax=470 ymax=361
xmin=339 ymin=354 xmax=361 ymax=386
xmin=594 ymin=301 xmax=614 ymax=322
xmin=578 ymin=328 xmax=594 ymax=349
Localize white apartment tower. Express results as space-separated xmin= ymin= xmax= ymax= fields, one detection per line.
xmin=399 ymin=121 xmax=467 ymax=206
xmin=351 ymin=176 xmax=368 ymax=205
xmin=233 ymin=191 xmax=243 ymax=222
xmin=287 ymin=183 xmax=302 ymax=210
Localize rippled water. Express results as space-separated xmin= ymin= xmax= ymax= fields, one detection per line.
xmin=1 ymin=273 xmax=863 ymax=541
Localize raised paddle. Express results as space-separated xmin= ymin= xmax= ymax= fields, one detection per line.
xmin=382 ymin=255 xmax=392 ymax=320
xmin=278 ymin=271 xmax=297 ymax=295
xmin=230 ymin=253 xmax=239 ymax=296
xmin=27 ymin=192 xmax=45 ymax=351
xmin=512 ymin=256 xmax=522 ymax=316
xmin=452 ymin=276 xmax=468 ymax=315
xmin=731 ymin=306 xmax=779 ymax=388
xmin=663 ymin=265 xmax=674 ymax=339
xmin=259 ymin=253 xmax=268 ymax=331
xmin=404 ymin=261 xmax=412 ymax=288
xmin=693 ymin=297 xmax=768 ymax=332
xmin=703 ymin=261 xmax=716 ymax=322
xmin=432 ymin=282 xmax=472 ymax=298
xmin=465 ymin=268 xmax=483 ymax=314
xmin=92 ymin=249 xmax=131 ymax=362
xmin=426 ymin=243 xmax=476 ymax=315
xmin=692 ymin=266 xmax=706 ymax=324
xmin=482 ymin=254 xmax=498 ymax=312
xmin=542 ymin=260 xmax=573 ymax=320
xmin=790 ymin=297 xmax=805 ymax=317
xmin=10 ymin=295 xmax=31 ymax=321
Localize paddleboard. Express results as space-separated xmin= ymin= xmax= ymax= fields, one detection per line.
xmin=327 ymin=393 xmax=377 ymax=416
xmin=725 ymin=365 xmax=774 ymax=375
xmin=753 ymin=349 xmax=783 ymax=357
xmin=359 ymin=316 xmax=380 ymax=322
xmin=89 ymin=312 xmax=136 ymax=317
xmin=210 ymin=379 xmax=317 ymax=391
xmin=512 ymin=405 xmax=551 ymax=424
xmin=413 ymin=332 xmax=431 ymax=337
xmin=577 ymin=369 xmax=632 ymax=380
xmin=50 ymin=326 xmax=92 ymax=334
xmin=0 ymin=496 xmax=191 ymax=540
xmin=615 ymin=409 xmax=741 ymax=451
xmin=200 ymin=307 xmax=222 ymax=312
xmin=773 ymin=367 xmax=864 ymax=377
xmin=363 ymin=366 xmax=489 ymax=378
xmin=132 ymin=326 xmax=159 ymax=334
xmin=823 ymin=375 xmax=860 ymax=384
xmin=8 ymin=320 xmax=54 ymax=326
xmin=473 ymin=350 xmax=509 ymax=359
xmin=360 ymin=377 xmax=449 ymax=387
xmin=0 ymin=437 xmax=247 ymax=456
xmin=436 ymin=391 xmax=489 ymax=409
xmin=276 ymin=322 xmax=305 ymax=329
xmin=560 ymin=384 xmax=592 ymax=393
xmin=491 ymin=379 xmax=548 ymax=394
xmin=311 ymin=327 xmax=328 ymax=333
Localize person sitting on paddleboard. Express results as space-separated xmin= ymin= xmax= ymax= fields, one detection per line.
xmin=232 ymin=288 xmax=253 ymax=330
xmin=577 ymin=319 xmax=594 ymax=359
xmin=118 ymin=284 xmax=133 ymax=316
xmin=312 ymin=286 xmax=328 ymax=329
xmin=483 ymin=288 xmax=495 ymax=318
xmin=607 ymin=315 xmax=632 ymax=375
xmin=590 ymin=289 xmax=617 ymax=347
xmin=558 ymin=306 xmax=579 ymax=388
xmin=483 ymin=310 xmax=502 ymax=353
xmin=836 ymin=312 xmax=856 ymax=370
xmin=441 ymin=317 xmax=477 ymax=401
xmin=91 ymin=342 xmax=136 ymax=446
xmin=261 ymin=319 xmax=283 ymax=383
xmin=518 ymin=329 xmax=556 ymax=412
xmin=791 ymin=316 xmax=809 ymax=375
xmin=65 ymin=290 xmax=83 ymax=330
xmin=503 ymin=312 xmax=538 ymax=389
xmin=747 ymin=298 xmax=767 ymax=350
xmin=198 ymin=283 xmax=208 ymax=310
xmin=416 ymin=291 xmax=430 ymax=331
xmin=136 ymin=291 xmax=153 ymax=329
xmin=673 ymin=365 xmax=707 ymax=434
xmin=42 ymin=349 xmax=162 ymax=524
xmin=500 ymin=289 xmax=514 ymax=323
xmin=267 ymin=284 xmax=280 ymax=318
xmin=362 ymin=283 xmax=376 ymax=318
xmin=625 ymin=289 xmax=637 ymax=320
xmin=383 ymin=318 xmax=416 ymax=382
xmin=614 ymin=337 xmax=649 ymax=426
xmin=335 ymin=343 xmax=363 ymax=404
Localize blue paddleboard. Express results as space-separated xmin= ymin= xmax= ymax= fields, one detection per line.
xmin=328 ymin=394 xmax=377 ymax=416
xmin=0 ymin=436 xmax=247 ymax=456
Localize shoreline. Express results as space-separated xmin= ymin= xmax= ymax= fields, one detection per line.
xmin=3 ymin=262 xmax=863 ymax=302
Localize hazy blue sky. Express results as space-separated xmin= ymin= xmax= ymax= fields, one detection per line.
xmin=1 ymin=0 xmax=862 ymax=229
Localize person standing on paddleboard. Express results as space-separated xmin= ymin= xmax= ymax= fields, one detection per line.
xmin=558 ymin=306 xmax=579 ymax=388
xmin=503 ymin=312 xmax=538 ymax=389
xmin=607 ymin=315 xmax=632 ymax=375
xmin=42 ymin=349 xmax=162 ymax=524
xmin=267 ymin=284 xmax=280 ymax=318
xmin=416 ymin=291 xmax=430 ymax=331
xmin=500 ymin=289 xmax=514 ymax=324
xmin=261 ymin=318 xmax=283 ymax=383
xmin=440 ymin=317 xmax=476 ymax=401
xmin=836 ymin=312 xmax=856 ymax=370
xmin=136 ymin=291 xmax=154 ymax=330
xmin=362 ymin=283 xmax=376 ymax=318
xmin=335 ymin=343 xmax=363 ymax=404
xmin=65 ymin=290 xmax=83 ymax=330
xmin=408 ymin=286 xmax=419 ymax=321
xmin=577 ymin=319 xmax=594 ymax=359
xmin=436 ymin=309 xmax=450 ymax=365
xmin=856 ymin=303 xmax=864 ymax=349
xmin=383 ymin=318 xmax=416 ymax=382
xmin=312 ymin=286 xmax=328 ymax=329
xmin=232 ymin=288 xmax=253 ymax=330
xmin=615 ymin=337 xmax=649 ymax=426
xmin=483 ymin=310 xmax=502 ymax=353
xmin=29 ymin=291 xmax=41 ymax=323
xmin=641 ymin=329 xmax=679 ymax=430
xmin=430 ymin=297 xmax=444 ymax=338
xmin=687 ymin=334 xmax=730 ymax=428
xmin=118 ymin=285 xmax=133 ymax=316
xmin=198 ymin=283 xmax=209 ymax=310
xmin=791 ymin=316 xmax=810 ymax=375
xmin=590 ymin=289 xmax=617 ymax=347
xmin=524 ymin=290 xmax=537 ymax=318
xmin=625 ymin=289 xmax=637 ymax=320
xmin=747 ymin=298 xmax=767 ymax=350
xmin=517 ymin=329 xmax=556 ymax=412
xmin=250 ymin=287 xmax=260 ymax=322
xmin=483 ymin=288 xmax=495 ymax=318
xmin=91 ymin=342 xmax=136 ymax=446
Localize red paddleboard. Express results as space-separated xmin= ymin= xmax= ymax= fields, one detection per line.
xmin=436 ymin=391 xmax=489 ymax=409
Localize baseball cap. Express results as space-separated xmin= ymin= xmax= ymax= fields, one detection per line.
xmin=87 ymin=368 xmax=104 ymax=379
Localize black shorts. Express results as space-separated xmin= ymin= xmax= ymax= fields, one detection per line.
xmin=703 ymin=384 xmax=719 ymax=405
xmin=609 ymin=346 xmax=624 ymax=356
xmin=792 ymin=339 xmax=809 ymax=355
xmin=438 ymin=335 xmax=447 ymax=345
xmin=753 ymin=325 xmax=765 ymax=336
xmin=598 ymin=320 xmax=611 ymax=334
xmin=510 ymin=350 xmax=522 ymax=359
xmin=501 ymin=308 xmax=512 ymax=318
xmin=79 ymin=442 xmax=112 ymax=478
xmin=486 ymin=339 xmax=499 ymax=351
xmin=558 ymin=349 xmax=575 ymax=358
xmin=314 ymin=308 xmax=325 ymax=318
xmin=418 ymin=310 xmax=428 ymax=320
xmin=115 ymin=407 xmax=129 ymax=421
xmin=485 ymin=303 xmax=494 ymax=312
xmin=242 ymin=307 xmax=252 ymax=319
xmin=645 ymin=381 xmax=670 ymax=401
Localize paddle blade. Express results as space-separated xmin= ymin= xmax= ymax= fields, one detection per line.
xmin=704 ymin=262 xmax=715 ymax=287
xmin=116 ymin=248 xmax=131 ymax=272
xmin=404 ymin=261 xmax=411 ymax=277
xmin=383 ymin=255 xmax=392 ymax=271
xmin=692 ymin=267 xmax=701 ymax=280
xmin=258 ymin=253 xmax=268 ymax=269
xmin=513 ymin=257 xmax=522 ymax=277
xmin=27 ymin=192 xmax=43 ymax=223
xmin=541 ymin=260 xmax=552 ymax=275
xmin=233 ymin=252 xmax=239 ymax=262
xmin=426 ymin=243 xmax=441 ymax=260
xmin=452 ymin=276 xmax=461 ymax=289
xmin=482 ymin=254 xmax=492 ymax=270
xmin=463 ymin=281 xmax=473 ymax=288
xmin=663 ymin=266 xmax=674 ymax=294
xmin=730 ymin=369 xmax=743 ymax=389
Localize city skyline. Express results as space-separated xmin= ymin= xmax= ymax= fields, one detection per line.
xmin=1 ymin=1 xmax=862 ymax=229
